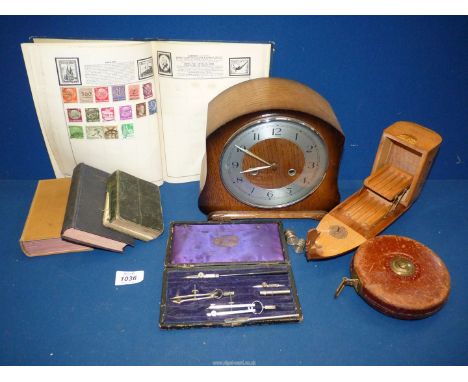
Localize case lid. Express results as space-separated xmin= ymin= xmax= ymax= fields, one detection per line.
xmin=166 ymin=221 xmax=287 ymax=266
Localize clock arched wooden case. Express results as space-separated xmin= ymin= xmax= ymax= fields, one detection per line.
xmin=199 ymin=78 xmax=345 ymax=220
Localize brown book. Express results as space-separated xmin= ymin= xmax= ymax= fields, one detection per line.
xmin=20 ymin=178 xmax=92 ymax=257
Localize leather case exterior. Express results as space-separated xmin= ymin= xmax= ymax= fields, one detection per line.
xmin=352 ymin=235 xmax=451 ymax=320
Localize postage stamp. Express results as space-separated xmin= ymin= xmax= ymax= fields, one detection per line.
xmin=119 ymin=105 xmax=133 ymax=120
xmin=157 ymin=51 xmax=172 ymax=76
xmin=67 ymin=108 xmax=82 ymax=122
xmin=104 ymin=126 xmax=119 ymax=139
xmin=61 ymin=87 xmax=78 ymax=103
xmin=86 ymin=126 xmax=104 ymax=139
xmin=121 ymin=123 xmax=134 ymax=138
xmin=229 ymin=57 xmax=251 ymax=76
xmin=68 ymin=125 xmax=84 ymax=139
xmin=148 ymin=99 xmax=157 ymax=115
xmin=136 ymin=102 xmax=146 ymax=118
xmin=94 ymin=87 xmax=109 ymax=102
xmin=137 ymin=57 xmax=154 ymax=80
xmin=143 ymin=83 xmax=153 ymax=99
xmin=128 ymin=84 xmax=140 ymax=100
xmin=101 ymin=107 xmax=115 ymax=122
xmin=55 ymin=57 xmax=81 ymax=86
xmin=112 ymin=85 xmax=126 ymax=102
xmin=79 ymin=87 xmax=94 ymax=103
xmin=85 ymin=108 xmax=100 ymax=122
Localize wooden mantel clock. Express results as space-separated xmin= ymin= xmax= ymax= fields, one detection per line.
xmin=198 ymin=78 xmax=345 ymax=220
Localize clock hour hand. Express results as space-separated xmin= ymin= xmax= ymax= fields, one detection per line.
xmin=239 ymin=165 xmax=273 ymax=174
xmin=235 ymin=145 xmax=273 ymax=167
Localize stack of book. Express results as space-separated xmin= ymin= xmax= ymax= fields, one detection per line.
xmin=20 ymin=163 xmax=164 ymax=257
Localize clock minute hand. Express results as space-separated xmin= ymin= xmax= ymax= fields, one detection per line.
xmin=235 ymin=145 xmax=273 ymax=166
xmin=239 ymin=165 xmax=272 ymax=174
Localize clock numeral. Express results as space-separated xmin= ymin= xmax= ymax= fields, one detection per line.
xmin=250 ymin=187 xmax=255 ymax=195
xmin=232 ymin=161 xmax=239 ymax=168
xmin=306 ymin=144 xmax=317 ymax=153
xmin=308 ymin=162 xmax=316 ymax=169
xmin=272 ymin=127 xmax=282 ymax=136
xmin=253 ymin=133 xmax=260 ymax=141
xmin=287 ymin=187 xmax=293 ymax=195
xmin=266 ymin=191 xmax=274 ymax=200
xmin=295 ymin=133 xmax=299 ymax=141
xmin=236 ymin=177 xmax=243 ymax=183
xmin=303 ymin=177 xmax=307 ymax=184
xmin=236 ymin=145 xmax=246 ymax=152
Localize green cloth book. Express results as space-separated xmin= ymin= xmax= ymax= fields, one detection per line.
xmin=103 ymin=170 xmax=164 ymax=241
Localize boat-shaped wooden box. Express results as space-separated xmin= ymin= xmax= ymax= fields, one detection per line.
xmin=306 ymin=121 xmax=442 ymax=260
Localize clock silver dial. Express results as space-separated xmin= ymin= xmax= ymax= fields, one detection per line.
xmin=220 ymin=116 xmax=329 ymax=208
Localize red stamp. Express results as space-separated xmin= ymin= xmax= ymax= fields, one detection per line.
xmin=94 ymin=87 xmax=109 ymax=102
xmin=67 ymin=108 xmax=82 ymax=122
xmin=128 ymin=84 xmax=140 ymax=100
xmin=101 ymin=107 xmax=115 ymax=121
xmin=61 ymin=87 xmax=78 ymax=103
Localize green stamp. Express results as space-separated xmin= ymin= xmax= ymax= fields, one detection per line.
xmin=121 ymin=123 xmax=134 ymax=138
xmin=68 ymin=125 xmax=84 ymax=139
xmin=86 ymin=126 xmax=104 ymax=139
xmin=85 ymin=108 xmax=100 ymax=122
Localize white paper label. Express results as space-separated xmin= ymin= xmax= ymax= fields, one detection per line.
xmin=115 ymin=270 xmax=144 ymax=286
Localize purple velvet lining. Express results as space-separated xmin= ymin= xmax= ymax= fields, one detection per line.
xmin=162 ymin=266 xmax=298 ymax=326
xmin=169 ymin=223 xmax=285 ymax=265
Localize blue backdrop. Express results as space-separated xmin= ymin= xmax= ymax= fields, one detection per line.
xmin=1 ymin=16 xmax=468 ymax=366
xmin=0 ymin=16 xmax=466 ymax=180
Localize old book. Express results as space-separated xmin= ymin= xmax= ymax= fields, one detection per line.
xmin=21 ymin=39 xmax=272 ymax=185
xmin=61 ymin=163 xmax=134 ymax=252
xmin=20 ymin=178 xmax=92 ymax=257
xmin=103 ymin=170 xmax=163 ymax=241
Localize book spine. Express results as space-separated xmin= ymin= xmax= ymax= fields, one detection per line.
xmin=61 ymin=164 xmax=83 ymax=233
xmin=107 ymin=171 xmax=118 ymax=222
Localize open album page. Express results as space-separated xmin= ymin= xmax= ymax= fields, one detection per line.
xmin=151 ymin=41 xmax=271 ymax=183
xmin=22 ymin=42 xmax=164 ymax=184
